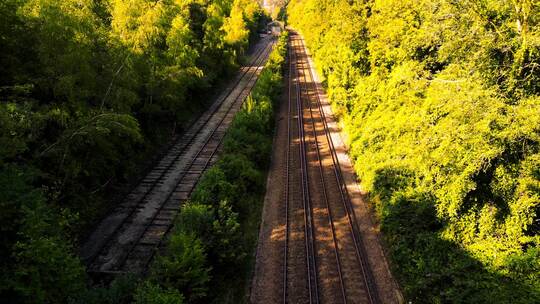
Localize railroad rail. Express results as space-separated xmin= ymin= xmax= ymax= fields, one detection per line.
xmin=297 ymin=36 xmax=347 ymax=303
xmin=283 ymin=33 xmax=319 ymax=304
xmin=299 ymin=35 xmax=379 ymax=304
xmin=282 ymin=34 xmax=291 ymax=303
xmin=295 ymin=33 xmax=320 ymax=304
xmin=81 ymin=36 xmax=275 ymax=275
xmin=281 ymin=32 xmax=379 ymax=303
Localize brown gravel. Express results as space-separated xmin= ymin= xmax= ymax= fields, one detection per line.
xmin=249 ymin=49 xmax=290 ymax=303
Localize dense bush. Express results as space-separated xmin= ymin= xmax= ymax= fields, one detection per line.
xmin=288 ymin=0 xmax=539 ymax=302
xmin=134 ymin=282 xmax=184 ymax=304
xmin=145 ymin=31 xmax=288 ymax=303
xmin=73 ymin=275 xmax=138 ymax=304
xmin=150 ymin=232 xmax=210 ymax=301
xmin=0 ymin=0 xmax=266 ymax=302
xmin=0 ymin=166 xmax=86 ymax=304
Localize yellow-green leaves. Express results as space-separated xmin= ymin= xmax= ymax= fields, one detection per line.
xmin=288 ymin=0 xmax=540 ymax=301
xmin=110 ymin=0 xmax=171 ymax=53
xmin=223 ymin=3 xmax=249 ymax=48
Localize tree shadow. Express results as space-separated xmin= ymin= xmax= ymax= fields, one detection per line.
xmin=371 ymin=167 xmax=540 ymax=303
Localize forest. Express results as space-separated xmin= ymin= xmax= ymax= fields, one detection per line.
xmin=287 ymin=0 xmax=540 ymax=302
xmin=3 ymin=0 xmax=540 ymax=302
xmin=0 ymin=0 xmax=272 ymax=302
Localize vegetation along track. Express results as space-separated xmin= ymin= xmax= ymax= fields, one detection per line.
xmin=81 ymin=35 xmax=276 ymax=275
xmin=281 ymin=32 xmax=379 ymax=304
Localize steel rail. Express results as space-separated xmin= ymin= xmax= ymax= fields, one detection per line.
xmin=282 ymin=34 xmax=292 ymax=304
xmin=292 ymin=36 xmax=319 ymax=304
xmin=117 ymin=38 xmax=276 ymax=272
xmin=86 ymin=36 xmax=273 ymax=271
xmin=295 ymin=35 xmax=348 ymax=304
xmin=298 ymin=35 xmax=380 ymax=304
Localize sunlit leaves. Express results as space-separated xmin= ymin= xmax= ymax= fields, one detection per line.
xmin=288 ymin=0 xmax=540 ymax=301
xmin=223 ymin=3 xmax=249 ymax=48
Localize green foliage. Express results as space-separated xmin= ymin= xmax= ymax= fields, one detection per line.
xmin=146 ymin=31 xmax=288 ymax=303
xmin=0 ymin=166 xmax=85 ymax=304
xmin=190 ymin=166 xmax=236 ymax=206
xmin=174 ymin=201 xmax=246 ymax=269
xmin=0 ymin=0 xmax=265 ymax=302
xmin=288 ymin=0 xmax=540 ymax=302
xmin=74 ymin=275 xmax=138 ymax=304
xmin=174 ymin=203 xmax=215 ymax=239
xmin=134 ymin=282 xmax=184 ymax=304
xmin=11 ymin=227 xmax=85 ymax=304
xmin=0 ymin=166 xmax=39 ymax=261
xmin=150 ymin=232 xmax=210 ymax=301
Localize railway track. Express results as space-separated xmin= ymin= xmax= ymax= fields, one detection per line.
xmin=81 ymin=35 xmax=275 ymax=275
xmin=282 ymin=32 xmax=379 ymax=304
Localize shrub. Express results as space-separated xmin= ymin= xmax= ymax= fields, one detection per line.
xmin=190 ymin=167 xmax=236 ymax=208
xmin=0 ymin=166 xmax=86 ymax=304
xmin=150 ymin=233 xmax=210 ymax=302
xmin=72 ymin=275 xmax=138 ymax=304
xmin=134 ymin=282 xmax=184 ymax=304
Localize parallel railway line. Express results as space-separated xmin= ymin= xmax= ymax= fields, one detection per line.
xmin=290 ymin=35 xmax=320 ymax=303
xmin=282 ymin=32 xmax=379 ymax=304
xmin=81 ymin=35 xmax=275 ymax=275
xmin=83 ymin=27 xmax=381 ymax=301
xmin=300 ymin=37 xmax=379 ymax=304
xmin=282 ymin=37 xmax=312 ymax=304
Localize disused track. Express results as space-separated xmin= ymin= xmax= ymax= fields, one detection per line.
xmin=282 ymin=32 xmax=379 ymax=304
xmin=81 ymin=35 xmax=275 ymax=275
